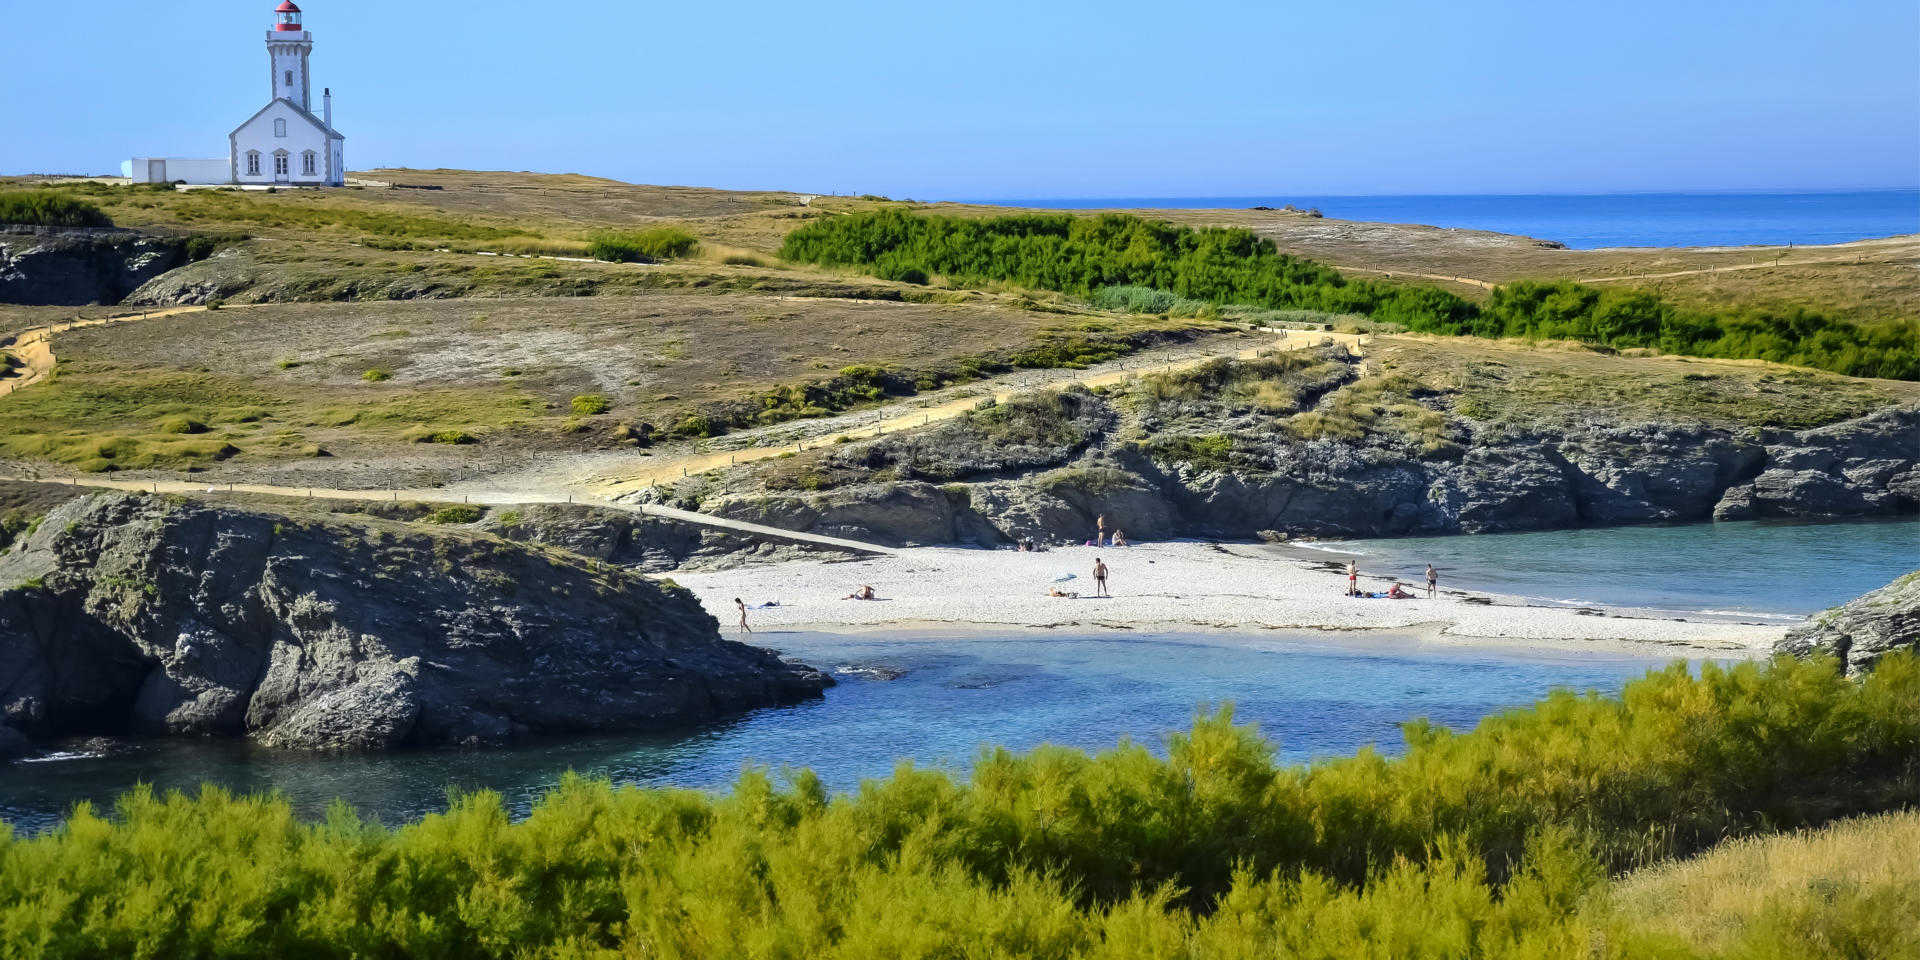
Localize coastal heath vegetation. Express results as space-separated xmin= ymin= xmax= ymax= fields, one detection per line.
xmin=0 ymin=191 xmax=114 ymax=228
xmin=1 ymin=653 xmax=1914 ymax=958
xmin=780 ymin=210 xmax=1920 ymax=381
xmin=587 ymin=227 xmax=699 ymax=263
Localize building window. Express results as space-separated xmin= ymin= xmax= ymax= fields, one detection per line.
xmin=246 ymin=151 xmax=261 ymax=176
xmin=274 ymin=118 xmax=287 ymax=137
xmin=274 ymin=153 xmax=289 ymax=176
xmin=302 ymin=151 xmax=317 ymax=176
xmin=285 ymin=70 xmax=294 ymax=88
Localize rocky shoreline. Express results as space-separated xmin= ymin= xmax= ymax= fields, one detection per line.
xmin=685 ymin=390 xmax=1919 ymax=549
xmin=1779 ymin=571 xmax=1920 ymax=674
xmin=0 ymin=494 xmax=830 ymax=758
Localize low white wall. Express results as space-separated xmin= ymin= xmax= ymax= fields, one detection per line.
xmin=125 ymin=158 xmax=231 ymax=185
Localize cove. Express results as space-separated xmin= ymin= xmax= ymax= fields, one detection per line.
xmin=2 ymin=630 xmax=1691 ymax=835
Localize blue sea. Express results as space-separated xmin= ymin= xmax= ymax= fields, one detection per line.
xmin=956 ymin=189 xmax=1920 ymax=250
xmin=4 ymin=517 xmax=1911 ymax=832
xmin=0 ymin=630 xmax=1676 ymax=834
xmin=1320 ymin=517 xmax=1919 ymax=620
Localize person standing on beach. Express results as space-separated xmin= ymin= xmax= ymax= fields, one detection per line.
xmin=1347 ymin=561 xmax=1359 ymax=597
xmin=1094 ymin=558 xmax=1110 ymax=597
xmin=735 ymin=598 xmax=751 ymax=634
xmin=1425 ymin=564 xmax=1438 ymax=598
xmin=1096 ymin=514 xmax=1110 ymax=547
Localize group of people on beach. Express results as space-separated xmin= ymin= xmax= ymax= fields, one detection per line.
xmin=728 ymin=512 xmax=1445 ymax=636
xmin=1346 ymin=560 xmax=1438 ymax=600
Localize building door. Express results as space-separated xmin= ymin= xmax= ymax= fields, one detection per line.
xmin=273 ymin=153 xmax=290 ymax=184
xmin=147 ymin=159 xmax=165 ymax=183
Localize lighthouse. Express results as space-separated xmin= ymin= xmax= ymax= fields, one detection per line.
xmin=228 ymin=1 xmax=347 ymax=185
xmin=267 ymin=2 xmax=314 ymax=111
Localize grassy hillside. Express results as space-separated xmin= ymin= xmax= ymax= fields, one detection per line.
xmin=0 ymin=293 xmax=1224 ymax=476
xmin=1 ymin=653 xmax=1915 ymax=958
xmin=0 ymin=171 xmax=1912 ymax=480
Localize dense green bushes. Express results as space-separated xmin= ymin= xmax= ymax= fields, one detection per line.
xmin=0 ymin=191 xmax=112 ymax=228
xmin=588 ymin=227 xmax=699 ymax=263
xmin=1 ymin=654 xmax=1915 ymax=958
xmin=781 ymin=211 xmax=1919 ymax=381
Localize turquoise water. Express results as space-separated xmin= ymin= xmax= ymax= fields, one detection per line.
xmin=1321 ymin=518 xmax=1918 ymax=620
xmin=960 ymin=190 xmax=1919 ymax=249
xmin=0 ymin=631 xmax=1677 ymax=834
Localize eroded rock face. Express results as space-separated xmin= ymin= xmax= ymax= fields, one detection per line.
xmin=0 ymin=229 xmax=193 ymax=306
xmin=0 ymin=495 xmax=829 ymax=754
xmin=1778 ymin=571 xmax=1920 ymax=675
xmin=477 ymin=503 xmax=857 ymax=571
xmin=706 ymin=405 xmax=1919 ymax=546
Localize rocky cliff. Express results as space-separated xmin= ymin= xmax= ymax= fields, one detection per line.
xmin=0 ymin=495 xmax=829 ymax=755
xmin=0 ymin=228 xmax=197 ymax=306
xmin=681 ymin=349 xmax=1920 ymax=547
xmin=1778 ymin=572 xmax=1920 ymax=674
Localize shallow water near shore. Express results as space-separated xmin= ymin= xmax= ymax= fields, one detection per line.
xmin=1 ymin=630 xmax=1689 ymax=835
xmin=1317 ymin=517 xmax=1918 ymax=620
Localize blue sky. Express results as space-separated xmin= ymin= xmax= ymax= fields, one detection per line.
xmin=3 ymin=0 xmax=1915 ymax=197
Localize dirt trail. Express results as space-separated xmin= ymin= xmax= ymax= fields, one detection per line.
xmin=1330 ymin=236 xmax=1919 ymax=290
xmin=584 ymin=328 xmax=1364 ymax=498
xmin=0 ymin=312 xmax=1357 ymax=532
xmin=0 ymin=306 xmax=214 ymax=397
xmin=1578 ymin=247 xmax=1919 ymax=283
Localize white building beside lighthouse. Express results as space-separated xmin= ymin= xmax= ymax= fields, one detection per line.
xmin=124 ymin=2 xmax=346 ymax=186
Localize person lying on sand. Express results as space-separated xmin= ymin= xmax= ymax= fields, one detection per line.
xmin=1048 ymin=588 xmax=1081 ymax=598
xmin=843 ymin=585 xmax=878 ymax=601
xmin=1387 ymin=583 xmax=1416 ymax=599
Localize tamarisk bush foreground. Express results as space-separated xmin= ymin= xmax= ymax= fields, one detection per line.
xmin=1 ymin=655 xmax=1915 ymax=958
xmin=780 ymin=211 xmax=1920 ymax=380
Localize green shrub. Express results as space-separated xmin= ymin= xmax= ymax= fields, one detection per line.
xmin=782 ymin=210 xmax=1918 ymax=381
xmin=0 ymin=191 xmax=112 ymax=228
xmin=423 ymin=505 xmax=483 ymax=525
xmin=569 ymin=393 xmax=611 ymax=416
xmin=0 ymin=654 xmax=1912 ymax=957
xmin=361 ymin=368 xmax=391 ymax=382
xmin=588 ymin=228 xmax=699 ymax=263
xmin=402 ymin=428 xmax=477 ymax=445
xmin=153 ymin=416 xmax=208 ymax=435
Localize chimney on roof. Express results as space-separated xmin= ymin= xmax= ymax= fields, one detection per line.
xmin=324 ymin=88 xmax=333 ymax=128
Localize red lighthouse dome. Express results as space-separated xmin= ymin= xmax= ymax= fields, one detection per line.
xmin=274 ymin=1 xmax=303 ymax=31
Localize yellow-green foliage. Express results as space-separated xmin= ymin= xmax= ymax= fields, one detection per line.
xmin=423 ymin=505 xmax=484 ymax=525
xmin=570 ymin=393 xmax=611 ymax=416
xmin=1 ymin=654 xmax=1915 ymax=958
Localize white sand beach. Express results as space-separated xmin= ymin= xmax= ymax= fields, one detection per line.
xmin=672 ymin=541 xmax=1788 ymax=655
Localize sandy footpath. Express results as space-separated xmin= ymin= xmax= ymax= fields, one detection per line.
xmin=670 ymin=541 xmax=1785 ymax=655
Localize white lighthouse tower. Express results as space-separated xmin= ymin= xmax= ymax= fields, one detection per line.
xmin=267 ymin=1 xmax=314 ymax=111
xmin=228 ymin=1 xmax=346 ymax=186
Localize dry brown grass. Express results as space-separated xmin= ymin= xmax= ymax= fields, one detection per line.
xmin=9 ymin=292 xmax=1220 ymax=475
xmin=1366 ymin=334 xmax=1920 ymax=431
xmin=1604 ymin=809 xmax=1920 ymax=954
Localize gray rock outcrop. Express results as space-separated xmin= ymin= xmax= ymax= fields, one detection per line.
xmin=0 ymin=228 xmax=194 ymax=306
xmin=476 ymin=503 xmax=859 ymax=571
xmin=1778 ymin=571 xmax=1920 ymax=674
xmin=0 ymin=495 xmax=829 ymax=755
xmin=704 ymin=396 xmax=1919 ymax=546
